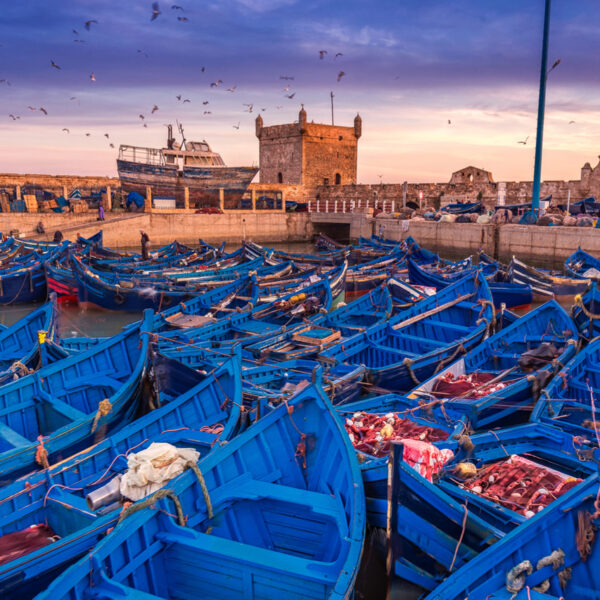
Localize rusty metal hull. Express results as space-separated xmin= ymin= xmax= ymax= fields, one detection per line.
xmin=117 ymin=160 xmax=258 ymax=207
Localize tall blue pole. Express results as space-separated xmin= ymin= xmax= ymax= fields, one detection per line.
xmin=531 ymin=0 xmax=551 ymax=214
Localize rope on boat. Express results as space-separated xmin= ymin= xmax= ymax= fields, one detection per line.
xmin=90 ymin=399 xmax=113 ymax=433
xmin=576 ymin=511 xmax=596 ymax=562
xmin=574 ymin=293 xmax=600 ymax=320
xmin=403 ymin=358 xmax=420 ymax=386
xmin=506 ymin=549 xmax=567 ymax=597
xmin=117 ymin=487 xmax=186 ymax=526
xmin=533 ymin=549 xmax=565 ymax=593
xmin=506 ymin=560 xmax=533 ymax=595
xmin=35 ymin=435 xmax=49 ymax=469
xmin=186 ymin=460 xmax=213 ymax=534
xmin=433 ymin=343 xmax=466 ymax=375
xmin=9 ymin=360 xmax=33 ymax=380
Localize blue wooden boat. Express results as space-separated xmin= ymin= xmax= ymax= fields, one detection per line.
xmin=37 ymin=376 xmax=366 ymax=600
xmin=385 ymin=422 xmax=597 ymax=593
xmin=532 ymin=335 xmax=600 ymax=438
xmin=571 ymin=280 xmax=600 ymax=341
xmin=0 ymin=300 xmax=56 ymax=384
xmin=409 ymin=300 xmax=578 ymax=428
xmin=564 ymin=247 xmax=600 ymax=279
xmin=0 ymin=244 xmax=64 ymax=305
xmin=246 ymin=282 xmax=391 ymax=361
xmin=149 ymin=276 xmax=260 ymax=331
xmin=314 ymin=232 xmax=346 ymax=251
xmin=509 ymin=256 xmax=587 ymax=302
xmin=388 ymin=276 xmax=433 ymax=312
xmin=241 ymin=360 xmax=365 ymax=423
xmin=421 ymin=465 xmax=600 ymax=600
xmin=244 ymin=239 xmax=350 ymax=265
xmin=71 ymin=256 xmax=210 ymax=312
xmin=409 ymin=257 xmax=532 ymax=309
xmin=0 ymin=310 xmax=153 ymax=484
xmin=0 ymin=353 xmax=240 ymax=599
xmin=441 ymin=201 xmax=482 ymax=214
xmin=318 ymin=272 xmax=494 ymax=392
xmin=157 ymin=264 xmax=346 ymax=351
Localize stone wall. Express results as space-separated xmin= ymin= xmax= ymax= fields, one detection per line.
xmin=256 ymin=123 xmax=303 ymax=185
xmin=0 ymin=173 xmax=118 ymax=197
xmin=0 ymin=211 xmax=314 ymax=248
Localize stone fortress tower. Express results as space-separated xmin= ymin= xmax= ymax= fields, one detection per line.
xmin=255 ymin=106 xmax=362 ymax=186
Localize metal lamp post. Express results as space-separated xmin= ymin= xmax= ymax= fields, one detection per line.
xmin=531 ymin=0 xmax=552 ymax=215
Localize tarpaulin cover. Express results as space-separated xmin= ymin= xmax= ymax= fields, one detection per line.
xmin=126 ymin=191 xmax=145 ymax=209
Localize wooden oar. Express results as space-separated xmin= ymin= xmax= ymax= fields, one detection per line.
xmin=391 ymin=292 xmax=475 ymax=331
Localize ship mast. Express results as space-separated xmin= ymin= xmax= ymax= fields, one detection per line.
xmin=176 ymin=120 xmax=187 ymax=151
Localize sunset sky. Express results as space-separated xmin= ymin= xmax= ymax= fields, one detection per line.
xmin=1 ymin=0 xmax=599 ymax=184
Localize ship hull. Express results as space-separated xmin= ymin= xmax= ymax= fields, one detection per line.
xmin=117 ymin=160 xmax=258 ymax=208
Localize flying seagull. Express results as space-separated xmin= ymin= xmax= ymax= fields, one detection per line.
xmin=104 ymin=133 xmax=110 ymax=138
xmin=51 ymin=60 xmax=61 ymax=70
xmin=183 ymin=98 xmax=190 ymax=103
xmin=171 ymin=4 xmax=184 ymax=9
xmin=62 ymin=128 xmax=70 ymax=133
xmin=177 ymin=16 xmax=188 ymax=22
xmin=227 ymin=86 xmax=236 ymax=93
xmin=139 ymin=114 xmax=145 ymax=120
xmin=517 ymin=136 xmax=529 ymax=145
xmin=202 ymin=100 xmax=209 ymax=105
xmin=8 ymin=114 xmax=20 ymax=120
xmin=335 ymin=52 xmax=343 ymax=59
xmin=548 ymin=58 xmax=561 ymax=73
xmin=319 ymin=50 xmax=327 ymax=59
xmin=337 ymin=71 xmax=345 ymax=82
xmin=176 ymin=94 xmax=182 ymax=100
xmin=137 ymin=49 xmax=148 ymax=58
xmin=0 ymin=79 xmax=10 ymax=85
xmin=84 ymin=20 xmax=98 ymax=30
xmin=73 ymin=39 xmax=86 ymax=44
xmin=39 ymin=107 xmax=48 ymax=115
xmin=89 ymin=72 xmax=96 ymax=82
xmin=448 ymin=119 xmax=451 ymax=124
xmin=151 ymin=2 xmax=161 ymax=21
xmin=151 ymin=105 xmax=159 ymax=113
xmin=243 ymin=103 xmax=253 ymax=113
xmin=568 ymin=120 xmax=575 ymax=124
xmin=285 ymin=92 xmax=296 ymax=99
xmin=280 ymin=75 xmax=294 ymax=80
xmin=210 ymin=80 xmax=223 ymax=87
xmin=109 ymin=143 xmax=115 ymax=148
xmin=233 ymin=122 xmax=240 ymax=129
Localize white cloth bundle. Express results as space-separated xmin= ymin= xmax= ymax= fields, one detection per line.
xmin=120 ymin=442 xmax=200 ymax=501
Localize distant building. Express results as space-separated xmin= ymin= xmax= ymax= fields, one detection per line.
xmin=255 ymin=106 xmax=361 ymax=186
xmin=449 ymin=166 xmax=494 ymax=185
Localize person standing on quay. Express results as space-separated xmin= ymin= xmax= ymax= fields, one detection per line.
xmin=98 ymin=200 xmax=105 ymax=221
xmin=140 ymin=230 xmax=150 ymax=260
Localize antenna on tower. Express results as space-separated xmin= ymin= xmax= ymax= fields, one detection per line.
xmin=330 ymin=91 xmax=335 ymax=126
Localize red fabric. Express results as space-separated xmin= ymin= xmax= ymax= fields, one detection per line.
xmin=0 ymin=524 xmax=57 ymax=566
xmin=461 ymin=455 xmax=581 ymax=517
xmin=345 ymin=411 xmax=449 ymax=458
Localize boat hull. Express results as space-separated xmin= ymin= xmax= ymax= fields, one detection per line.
xmin=117 ymin=160 xmax=258 ymax=208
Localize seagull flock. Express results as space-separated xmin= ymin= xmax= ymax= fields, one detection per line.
xmin=1 ymin=2 xmax=354 ymax=151
xmin=1 ymin=3 xmax=574 ymax=149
